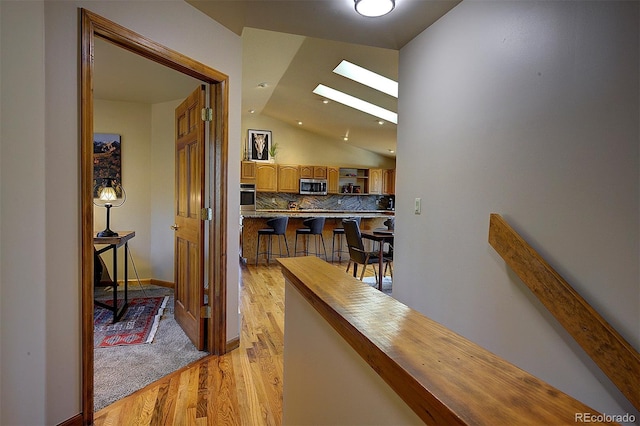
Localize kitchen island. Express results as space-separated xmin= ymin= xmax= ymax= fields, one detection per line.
xmin=241 ymin=210 xmax=394 ymax=264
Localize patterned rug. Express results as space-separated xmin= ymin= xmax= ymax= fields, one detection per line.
xmin=94 ymin=296 xmax=168 ymax=348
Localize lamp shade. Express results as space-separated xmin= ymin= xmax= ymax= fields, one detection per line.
xmin=354 ymin=0 xmax=395 ymax=17
xmin=99 ymin=186 xmax=118 ymax=202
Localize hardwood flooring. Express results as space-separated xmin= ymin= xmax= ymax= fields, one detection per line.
xmin=94 ymin=260 xmax=373 ymax=425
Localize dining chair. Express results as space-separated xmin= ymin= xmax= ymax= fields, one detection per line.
xmin=342 ymin=218 xmax=389 ymax=283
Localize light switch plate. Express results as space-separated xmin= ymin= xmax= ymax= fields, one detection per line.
xmin=414 ymin=198 xmax=421 ymax=214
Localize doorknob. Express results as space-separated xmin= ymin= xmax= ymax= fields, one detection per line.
xmin=170 ymin=224 xmax=179 ymax=231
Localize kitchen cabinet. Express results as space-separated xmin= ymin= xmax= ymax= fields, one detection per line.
xmin=368 ymin=169 xmax=383 ymax=195
xmin=299 ymin=165 xmax=313 ymax=179
xmin=241 ymin=161 xmax=256 ymax=182
xmin=278 ymin=165 xmax=299 ymax=193
xmin=300 ymin=165 xmax=327 ymax=179
xmin=256 ymin=163 xmax=277 ymax=192
xmin=327 ymin=166 xmax=340 ymax=194
xmin=313 ymin=166 xmax=327 ymax=179
xmin=383 ymin=169 xmax=395 ymax=195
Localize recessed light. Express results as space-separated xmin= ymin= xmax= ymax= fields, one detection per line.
xmin=378 ymin=120 xmax=384 ymax=125
xmin=333 ymin=60 xmax=398 ymax=98
xmin=257 ymin=82 xmax=268 ymax=88
xmin=249 ymin=109 xmax=255 ymax=114
xmin=343 ymin=136 xmax=349 ymax=141
xmin=313 ymin=84 xmax=398 ymax=124
xmin=388 ymin=149 xmax=395 ymax=153
xmin=297 ymin=121 xmax=303 ymax=126
xmin=322 ymin=99 xmax=329 ymax=104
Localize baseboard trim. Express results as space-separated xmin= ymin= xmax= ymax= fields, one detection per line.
xmin=57 ymin=413 xmax=82 ymax=426
xmin=112 ymin=278 xmax=175 ymax=288
xmin=226 ymin=336 xmax=240 ymax=352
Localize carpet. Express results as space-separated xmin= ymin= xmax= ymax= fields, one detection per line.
xmin=94 ymin=296 xmax=168 ymax=348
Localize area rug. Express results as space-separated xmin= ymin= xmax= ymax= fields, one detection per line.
xmin=94 ymin=296 xmax=168 ymax=348
xmin=362 ymin=276 xmax=393 ymax=295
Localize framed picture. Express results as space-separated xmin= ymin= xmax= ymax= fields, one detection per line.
xmin=248 ymin=129 xmax=272 ymax=162
xmin=93 ymin=133 xmax=123 ymax=198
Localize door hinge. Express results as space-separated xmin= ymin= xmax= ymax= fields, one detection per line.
xmin=201 ymin=305 xmax=211 ymax=318
xmin=201 ymin=107 xmax=213 ymax=122
xmin=201 ymin=207 xmax=213 ymax=221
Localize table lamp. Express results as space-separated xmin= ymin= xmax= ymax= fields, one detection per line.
xmin=94 ymin=178 xmax=126 ymax=237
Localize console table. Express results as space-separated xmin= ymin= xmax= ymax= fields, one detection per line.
xmin=94 ymin=231 xmax=135 ymax=322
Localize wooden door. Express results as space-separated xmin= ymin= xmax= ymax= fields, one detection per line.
xmin=174 ymin=86 xmax=206 ymax=350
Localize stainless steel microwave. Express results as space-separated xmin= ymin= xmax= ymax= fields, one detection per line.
xmin=299 ymin=178 xmax=327 ymax=195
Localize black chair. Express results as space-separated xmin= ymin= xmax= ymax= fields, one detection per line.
xmin=331 ymin=216 xmax=361 ymax=263
xmin=342 ymin=218 xmax=389 ymax=283
xmin=294 ymin=217 xmax=327 ymax=259
xmin=256 ymin=216 xmax=290 ymax=266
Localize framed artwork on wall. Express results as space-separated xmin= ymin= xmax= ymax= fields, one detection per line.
xmin=93 ymin=133 xmax=123 ymax=197
xmin=248 ymin=129 xmax=272 ymax=162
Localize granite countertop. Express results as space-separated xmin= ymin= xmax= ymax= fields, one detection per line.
xmin=241 ymin=209 xmax=395 ymax=218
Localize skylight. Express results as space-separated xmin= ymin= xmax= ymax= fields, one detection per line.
xmin=313 ymin=84 xmax=398 ymax=124
xmin=333 ymin=60 xmax=398 ymax=98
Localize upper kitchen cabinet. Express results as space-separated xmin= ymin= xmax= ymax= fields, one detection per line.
xmin=256 ymin=163 xmax=278 ymax=192
xmin=327 ymin=166 xmax=340 ymax=194
xmin=368 ymin=169 xmax=383 ymax=195
xmin=383 ymin=169 xmax=395 ymax=195
xmin=300 ymin=165 xmax=327 ymax=179
xmin=278 ymin=164 xmax=300 ymax=193
xmin=241 ymin=161 xmax=256 ymax=183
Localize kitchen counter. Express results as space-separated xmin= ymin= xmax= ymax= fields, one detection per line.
xmin=240 ymin=211 xmax=393 ymax=264
xmin=241 ymin=209 xmax=395 ymax=219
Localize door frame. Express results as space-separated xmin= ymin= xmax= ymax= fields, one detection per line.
xmin=80 ymin=9 xmax=229 ymax=422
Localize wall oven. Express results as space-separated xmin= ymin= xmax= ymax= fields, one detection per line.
xmin=299 ymin=178 xmax=327 ymax=195
xmin=240 ymin=183 xmax=256 ymax=211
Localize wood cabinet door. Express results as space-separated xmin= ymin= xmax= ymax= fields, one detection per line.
xmin=383 ymin=169 xmax=395 ymax=195
xmin=278 ymin=165 xmax=300 ymax=193
xmin=256 ymin=163 xmax=278 ymax=192
xmin=299 ymin=165 xmax=313 ymax=179
xmin=369 ymin=168 xmax=382 ymax=194
xmin=313 ymin=166 xmax=327 ymax=179
xmin=241 ymin=161 xmax=256 ymax=182
xmin=327 ymin=167 xmax=339 ymax=194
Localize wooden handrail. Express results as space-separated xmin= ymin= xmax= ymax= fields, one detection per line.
xmin=488 ymin=213 xmax=640 ymax=411
xmin=279 ymin=256 xmax=606 ymax=425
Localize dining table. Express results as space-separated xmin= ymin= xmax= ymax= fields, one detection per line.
xmin=360 ymin=228 xmax=394 ymax=291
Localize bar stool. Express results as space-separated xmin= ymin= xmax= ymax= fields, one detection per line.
xmin=255 ymin=217 xmax=289 ymax=266
xmin=294 ymin=217 xmax=327 ymax=259
xmin=332 ymin=216 xmax=361 ymax=262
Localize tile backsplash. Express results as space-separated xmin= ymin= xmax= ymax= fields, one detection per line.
xmin=256 ymin=193 xmax=394 ymax=211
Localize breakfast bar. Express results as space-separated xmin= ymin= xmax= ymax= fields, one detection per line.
xmin=241 ymin=210 xmax=394 ymax=264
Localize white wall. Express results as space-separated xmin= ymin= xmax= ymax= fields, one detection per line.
xmin=395 ymin=0 xmax=638 ymax=419
xmin=0 ymin=1 xmax=242 ymax=423
xmin=1 ymin=2 xmax=47 ymax=425
xmin=243 ymin=114 xmax=396 ymax=168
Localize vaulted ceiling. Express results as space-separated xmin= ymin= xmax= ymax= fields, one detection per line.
xmin=94 ymin=0 xmax=461 ymax=157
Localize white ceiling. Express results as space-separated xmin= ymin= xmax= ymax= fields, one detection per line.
xmin=94 ymin=0 xmax=461 ymax=157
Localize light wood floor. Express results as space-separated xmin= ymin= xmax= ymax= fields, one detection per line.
xmin=94 ymin=259 xmax=374 ymax=425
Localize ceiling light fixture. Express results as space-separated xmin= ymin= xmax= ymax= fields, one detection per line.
xmin=297 ymin=121 xmax=303 ymax=125
xmin=354 ymin=0 xmax=395 ymax=17
xmin=313 ymin=84 xmax=398 ymax=124
xmin=333 ymin=60 xmax=398 ymax=98
xmin=257 ymin=82 xmax=268 ymax=88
